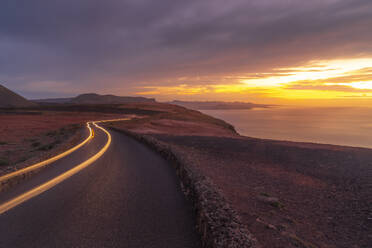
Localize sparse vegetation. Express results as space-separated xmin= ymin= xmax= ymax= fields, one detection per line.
xmin=0 ymin=158 xmax=9 ymax=166
xmin=106 ymin=103 xmax=237 ymax=137
xmin=31 ymin=141 xmax=41 ymax=147
xmin=46 ymin=130 xmax=57 ymax=137
xmin=0 ymin=109 xmax=124 ymax=176
xmin=38 ymin=143 xmax=55 ymax=151
xmin=0 ymin=99 xmax=370 ymax=247
xmin=287 ymin=233 xmax=318 ymax=248
xmin=17 ymin=156 xmax=28 ymax=163
xmin=270 ymin=201 xmax=285 ymax=209
xmin=260 ymin=192 xmax=270 ymax=197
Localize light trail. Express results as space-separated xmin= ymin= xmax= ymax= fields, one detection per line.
xmin=0 ymin=123 xmax=93 ymax=185
xmin=0 ymin=122 xmax=111 ymax=214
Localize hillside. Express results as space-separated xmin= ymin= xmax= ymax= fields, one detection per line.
xmin=0 ymin=85 xmax=36 ymax=108
xmin=34 ymin=93 xmax=156 ymax=105
xmin=104 ymin=111 xmax=372 ymax=248
xmin=32 ymin=97 xmax=72 ymax=104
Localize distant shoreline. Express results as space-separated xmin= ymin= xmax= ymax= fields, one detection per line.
xmin=169 ymin=100 xmax=273 ymax=110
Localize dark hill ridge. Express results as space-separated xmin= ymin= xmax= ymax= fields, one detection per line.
xmin=34 ymin=93 xmax=156 ymax=104
xmin=0 ymin=85 xmax=36 ymax=108
xmin=32 ymin=97 xmax=72 ymax=104
xmin=71 ymin=93 xmax=155 ymax=104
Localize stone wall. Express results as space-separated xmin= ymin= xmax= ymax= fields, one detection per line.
xmin=109 ymin=127 xmax=261 ymax=248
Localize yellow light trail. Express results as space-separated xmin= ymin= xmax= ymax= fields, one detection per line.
xmin=0 ymin=118 xmax=129 ymax=215
xmin=0 ymin=123 xmax=93 ymax=185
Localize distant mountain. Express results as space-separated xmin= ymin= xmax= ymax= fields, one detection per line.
xmin=33 ymin=97 xmax=73 ymax=104
xmin=0 ymin=85 xmax=37 ymax=108
xmin=72 ymin=93 xmax=156 ymax=104
xmin=170 ymin=100 xmax=270 ymax=110
xmin=34 ymin=93 xmax=156 ymax=104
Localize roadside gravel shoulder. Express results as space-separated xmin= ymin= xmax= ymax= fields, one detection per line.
xmin=108 ymin=126 xmax=261 ymax=248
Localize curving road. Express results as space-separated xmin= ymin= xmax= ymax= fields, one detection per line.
xmin=0 ymin=123 xmax=201 ymax=248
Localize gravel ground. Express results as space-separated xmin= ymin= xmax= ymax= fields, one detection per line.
xmin=3 ymin=104 xmax=371 ymax=247
xmin=0 ymin=111 xmax=126 ymax=175
xmin=149 ymin=134 xmax=372 ymax=248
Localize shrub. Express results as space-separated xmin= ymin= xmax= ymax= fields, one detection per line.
xmin=0 ymin=158 xmax=9 ymax=166
xmin=31 ymin=141 xmax=41 ymax=147
xmin=46 ymin=131 xmax=57 ymax=137
xmin=38 ymin=144 xmax=54 ymax=151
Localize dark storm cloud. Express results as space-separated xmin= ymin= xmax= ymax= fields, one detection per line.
xmin=1 ymin=0 xmax=372 ymax=98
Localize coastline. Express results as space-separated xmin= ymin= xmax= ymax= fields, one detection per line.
xmin=201 ymin=106 xmax=372 ymax=149
xmin=105 ymin=108 xmax=372 ymax=248
xmin=1 ymin=103 xmax=371 ymax=247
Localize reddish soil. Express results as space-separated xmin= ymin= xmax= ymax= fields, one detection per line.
xmin=109 ymin=103 xmax=237 ymax=137
xmin=0 ymin=102 xmax=230 ymax=172
xmin=0 ymin=103 xmax=213 ymax=173
xmin=2 ymin=103 xmax=371 ymax=247
xmin=106 ymin=106 xmax=372 ymax=248
xmin=0 ymin=111 xmax=126 ymax=173
xmin=0 ymin=112 xmax=124 ymax=143
xmin=146 ymin=135 xmax=371 ymax=248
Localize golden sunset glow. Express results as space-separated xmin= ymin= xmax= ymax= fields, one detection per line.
xmin=138 ymin=58 xmax=372 ymax=103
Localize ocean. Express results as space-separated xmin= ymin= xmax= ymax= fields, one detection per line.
xmin=201 ymin=106 xmax=372 ymax=149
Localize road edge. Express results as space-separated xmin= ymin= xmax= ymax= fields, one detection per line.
xmin=108 ymin=127 xmax=261 ymax=248
xmin=0 ymin=124 xmax=90 ymax=193
xmin=0 ymin=122 xmax=111 ymax=214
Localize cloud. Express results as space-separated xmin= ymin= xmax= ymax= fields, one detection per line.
xmin=285 ymin=83 xmax=372 ymax=93
xmin=324 ymin=68 xmax=372 ymax=83
xmin=282 ymin=66 xmax=372 ymax=93
xmin=0 ymin=0 xmax=372 ymax=98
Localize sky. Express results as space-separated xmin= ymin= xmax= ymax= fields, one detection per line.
xmin=1 ymin=0 xmax=372 ymax=105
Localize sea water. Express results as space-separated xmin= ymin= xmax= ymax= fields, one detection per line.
xmin=201 ymin=106 xmax=372 ymax=148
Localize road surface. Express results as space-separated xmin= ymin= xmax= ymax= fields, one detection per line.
xmin=0 ymin=123 xmax=201 ymax=248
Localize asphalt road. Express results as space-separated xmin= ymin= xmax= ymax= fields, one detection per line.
xmin=0 ymin=124 xmax=201 ymax=248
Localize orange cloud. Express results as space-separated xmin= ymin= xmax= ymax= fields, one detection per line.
xmin=135 ymin=58 xmax=372 ymax=104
